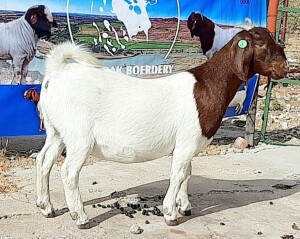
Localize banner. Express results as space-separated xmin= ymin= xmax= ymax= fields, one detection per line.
xmin=0 ymin=0 xmax=266 ymax=136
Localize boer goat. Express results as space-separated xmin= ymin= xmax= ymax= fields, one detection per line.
xmin=187 ymin=12 xmax=254 ymax=59
xmin=36 ymin=27 xmax=288 ymax=228
xmin=0 ymin=5 xmax=56 ymax=84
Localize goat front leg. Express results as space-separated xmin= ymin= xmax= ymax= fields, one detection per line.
xmin=163 ymin=149 xmax=194 ymax=226
xmin=36 ymin=128 xmax=64 ymax=217
xmin=11 ymin=58 xmax=24 ymax=85
xmin=176 ymin=162 xmax=192 ymax=216
xmin=20 ymin=59 xmax=29 ymax=85
xmin=60 ymin=144 xmax=91 ymax=229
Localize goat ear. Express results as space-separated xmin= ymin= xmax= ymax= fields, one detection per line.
xmin=188 ymin=12 xmax=195 ymax=37
xmin=229 ymin=31 xmax=253 ymax=82
xmin=32 ymin=91 xmax=39 ymax=102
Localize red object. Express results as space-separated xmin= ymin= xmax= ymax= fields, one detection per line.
xmin=267 ymin=0 xmax=279 ymax=36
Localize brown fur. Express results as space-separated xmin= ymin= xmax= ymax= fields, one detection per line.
xmin=188 ymin=27 xmax=288 ymax=139
xmin=24 ymin=88 xmax=44 ymax=131
xmin=187 ymin=12 xmax=215 ymax=55
xmin=24 ymin=88 xmax=40 ymax=105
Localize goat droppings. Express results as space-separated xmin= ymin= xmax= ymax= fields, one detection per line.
xmin=142 ymin=210 xmax=149 ymax=216
xmin=125 ymin=211 xmax=134 ymax=218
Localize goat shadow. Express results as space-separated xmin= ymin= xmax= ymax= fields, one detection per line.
xmin=55 ymin=176 xmax=300 ymax=229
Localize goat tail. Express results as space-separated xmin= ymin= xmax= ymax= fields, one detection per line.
xmin=45 ymin=42 xmax=100 ymax=77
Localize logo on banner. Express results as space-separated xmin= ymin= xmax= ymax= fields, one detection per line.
xmin=66 ymin=0 xmax=180 ymax=59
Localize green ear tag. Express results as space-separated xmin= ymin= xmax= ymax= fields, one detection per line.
xmin=238 ymin=39 xmax=248 ymax=48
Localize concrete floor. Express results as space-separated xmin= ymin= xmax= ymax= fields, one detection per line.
xmin=1 ymin=145 xmax=300 ymax=239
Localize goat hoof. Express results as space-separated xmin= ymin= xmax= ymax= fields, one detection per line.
xmin=77 ymin=222 xmax=90 ymax=229
xmin=179 ymin=209 xmax=192 ymax=216
xmin=36 ymin=200 xmax=46 ymax=209
xmin=165 ymin=219 xmax=179 ymax=226
xmin=44 ymin=210 xmax=56 ymax=218
xmin=70 ymin=212 xmax=78 ymax=220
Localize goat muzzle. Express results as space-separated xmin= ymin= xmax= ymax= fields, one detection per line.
xmin=271 ymin=61 xmax=289 ymax=79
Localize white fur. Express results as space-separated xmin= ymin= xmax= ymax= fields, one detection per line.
xmin=44 ymin=6 xmax=54 ymax=23
xmin=0 ymin=6 xmax=54 ymax=84
xmin=228 ymin=85 xmax=248 ymax=114
xmin=37 ymin=42 xmax=212 ymax=226
xmin=206 ymin=18 xmax=254 ymax=59
xmin=0 ymin=16 xmax=37 ymax=84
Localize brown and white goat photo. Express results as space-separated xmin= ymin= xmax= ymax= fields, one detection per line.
xmin=36 ymin=27 xmax=288 ymax=228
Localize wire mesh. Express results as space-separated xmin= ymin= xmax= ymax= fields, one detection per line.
xmin=278 ymin=0 xmax=300 ymax=80
xmin=259 ymin=0 xmax=300 ymax=145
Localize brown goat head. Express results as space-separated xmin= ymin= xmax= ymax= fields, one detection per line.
xmin=249 ymin=27 xmax=288 ymax=79
xmin=228 ymin=27 xmax=288 ymax=81
xmin=25 ymin=5 xmax=57 ymax=39
xmin=187 ymin=12 xmax=213 ymax=38
xmin=24 ymin=88 xmax=40 ymax=104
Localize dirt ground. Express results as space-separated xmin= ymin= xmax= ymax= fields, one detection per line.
xmin=0 ymin=145 xmax=300 ymax=239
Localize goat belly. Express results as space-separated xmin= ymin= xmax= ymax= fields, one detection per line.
xmin=91 ymin=141 xmax=176 ymax=163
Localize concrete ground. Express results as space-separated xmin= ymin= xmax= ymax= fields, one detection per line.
xmin=1 ymin=145 xmax=300 ymax=239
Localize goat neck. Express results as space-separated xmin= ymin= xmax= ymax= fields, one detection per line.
xmin=197 ymin=18 xmax=215 ymax=56
xmin=188 ymin=54 xmax=246 ymax=139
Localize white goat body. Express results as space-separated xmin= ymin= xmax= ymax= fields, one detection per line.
xmin=37 ymin=27 xmax=289 ymax=228
xmin=42 ymin=44 xmax=208 ymax=164
xmin=38 ymin=43 xmax=211 ymax=227
xmin=0 ymin=17 xmax=38 ymax=60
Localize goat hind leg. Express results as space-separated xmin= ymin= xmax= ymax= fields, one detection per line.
xmin=36 ymin=132 xmax=64 ymax=217
xmin=60 ymin=145 xmax=91 ymax=228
